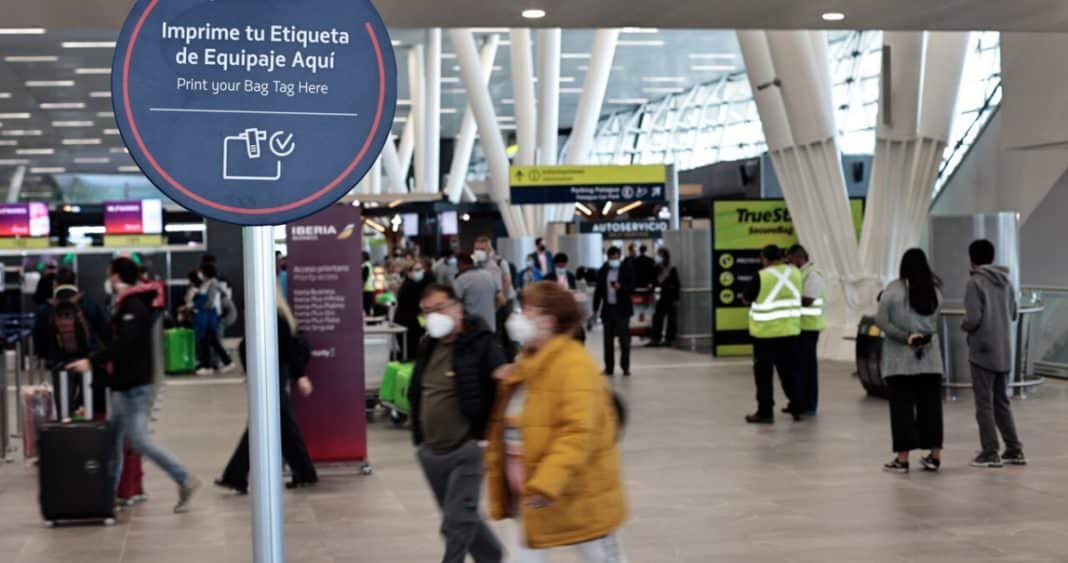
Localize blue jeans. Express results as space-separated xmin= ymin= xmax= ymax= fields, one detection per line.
xmin=109 ymin=385 xmax=189 ymax=491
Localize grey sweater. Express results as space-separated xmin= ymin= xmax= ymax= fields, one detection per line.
xmin=875 ymin=280 xmax=944 ymax=378
xmin=961 ymin=265 xmax=1018 ymax=373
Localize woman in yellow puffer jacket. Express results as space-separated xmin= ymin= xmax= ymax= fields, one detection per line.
xmin=485 ymin=281 xmax=627 ymax=562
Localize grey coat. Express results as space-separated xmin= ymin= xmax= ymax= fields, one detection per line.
xmin=875 ymin=280 xmax=944 ymax=378
xmin=961 ymin=265 xmax=1018 ymax=373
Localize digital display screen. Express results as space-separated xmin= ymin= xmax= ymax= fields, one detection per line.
xmin=104 ymin=199 xmax=163 ymax=235
xmin=0 ymin=203 xmax=50 ymax=237
xmin=438 ymin=211 xmax=458 ymax=236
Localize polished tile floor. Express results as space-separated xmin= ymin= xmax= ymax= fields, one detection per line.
xmin=4 ymin=338 xmax=1068 ymax=562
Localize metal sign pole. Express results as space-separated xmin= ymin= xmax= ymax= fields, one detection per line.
xmin=243 ymin=225 xmax=284 ymax=563
xmin=667 ymin=164 xmax=680 ymax=231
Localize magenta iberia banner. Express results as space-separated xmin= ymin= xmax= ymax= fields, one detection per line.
xmin=287 ymin=205 xmax=366 ymax=462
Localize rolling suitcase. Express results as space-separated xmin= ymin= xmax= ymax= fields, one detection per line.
xmin=38 ymin=370 xmax=117 ymax=526
xmin=21 ymin=385 xmax=54 ymax=459
xmin=164 ymin=328 xmax=197 ymax=374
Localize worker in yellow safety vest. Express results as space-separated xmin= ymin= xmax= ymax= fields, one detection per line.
xmin=788 ymin=244 xmax=824 ymax=417
xmin=742 ymin=244 xmax=807 ymax=424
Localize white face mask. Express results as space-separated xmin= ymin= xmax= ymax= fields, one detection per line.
xmin=506 ymin=313 xmax=540 ymax=347
xmin=608 ymin=259 xmax=621 ymax=269
xmin=447 ymin=257 xmax=457 ymax=266
xmin=410 ymin=270 xmax=425 ymax=282
xmin=425 ymin=312 xmax=456 ymax=339
xmin=473 ymin=250 xmax=488 ymax=264
xmin=654 ymin=255 xmax=663 ymax=265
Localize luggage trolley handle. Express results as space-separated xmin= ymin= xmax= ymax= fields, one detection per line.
xmin=57 ymin=369 xmax=93 ymax=422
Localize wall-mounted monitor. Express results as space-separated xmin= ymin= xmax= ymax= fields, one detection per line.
xmin=104 ymin=199 xmax=163 ymax=235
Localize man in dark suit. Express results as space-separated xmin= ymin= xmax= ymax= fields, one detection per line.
xmin=593 ymin=246 xmax=635 ymax=377
xmin=534 ymin=237 xmax=555 ymax=277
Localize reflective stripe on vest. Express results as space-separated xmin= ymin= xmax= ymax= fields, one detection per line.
xmin=749 ymin=264 xmax=802 ymax=338
xmin=800 ymin=263 xmax=825 ymax=332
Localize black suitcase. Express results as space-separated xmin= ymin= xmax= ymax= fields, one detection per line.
xmin=38 ymin=370 xmax=117 ymax=526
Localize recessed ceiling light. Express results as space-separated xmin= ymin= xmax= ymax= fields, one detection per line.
xmin=690 ymin=65 xmax=737 ymax=72
xmin=0 ymin=93 xmax=11 ymax=99
xmin=25 ymin=80 xmax=75 ymax=87
xmin=396 ymin=100 xmax=412 ymax=106
xmin=0 ymin=140 xmax=17 ymax=147
xmin=0 ymin=159 xmax=30 ymax=165
xmin=497 ymin=116 xmax=516 ymax=122
xmin=103 ymin=129 xmax=120 ymax=135
xmin=440 ymin=77 xmax=460 ymax=84
xmin=469 ymin=27 xmax=512 ymax=33
xmin=62 ymin=138 xmax=102 ymax=145
xmin=90 ymin=91 xmax=111 ymax=98
xmin=4 ymin=56 xmax=58 ymax=62
xmin=642 ymin=87 xmax=686 ymax=95
xmin=0 ymin=28 xmax=46 ymax=35
xmin=641 ymin=77 xmax=687 ymax=83
xmin=391 ymin=40 xmax=403 ymax=47
xmin=1 ymin=130 xmax=42 ymax=137
xmin=74 ymin=157 xmax=109 ymax=164
xmin=41 ymin=102 xmax=85 ymax=109
xmin=621 ymin=27 xmax=659 ymax=34
xmin=499 ymin=124 xmax=517 ymax=131
xmin=61 ymin=41 xmax=116 ymax=49
xmin=74 ymin=68 xmax=111 ymax=75
xmin=52 ymin=121 xmax=94 ymax=127
xmin=16 ymin=148 xmax=54 ymax=155
xmin=689 ymin=53 xmax=737 ymax=60
xmin=617 ymin=40 xmax=665 ymax=47
xmin=30 ymin=167 xmax=65 ymax=174
xmin=394 ymin=116 xmax=408 ymax=123
xmin=561 ymin=53 xmax=591 ymax=60
xmin=501 ymin=99 xmax=515 ymax=105
xmin=822 ymin=11 xmax=846 ymax=21
xmin=117 ymin=165 xmax=140 ymax=172
xmin=109 ymin=147 xmax=129 ymax=154
xmin=560 ymin=88 xmax=583 ymax=94
xmin=607 ymin=98 xmax=649 ymax=105
xmin=97 ymin=111 xmax=114 ymax=117
xmin=0 ymin=113 xmax=32 ymax=119
xmin=521 ymin=9 xmax=546 ymax=19
xmin=440 ymin=108 xmax=459 ymax=114
xmin=559 ymin=76 xmax=576 ymax=83
xmin=442 ymin=88 xmax=466 ymax=94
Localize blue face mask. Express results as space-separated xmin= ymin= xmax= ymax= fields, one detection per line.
xmin=608 ymin=259 xmax=621 ymax=269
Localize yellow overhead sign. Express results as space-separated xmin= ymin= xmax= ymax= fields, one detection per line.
xmin=510 ymin=164 xmax=667 ymax=204
xmin=510 ymin=165 xmax=666 ymax=187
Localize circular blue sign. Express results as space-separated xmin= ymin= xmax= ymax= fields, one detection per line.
xmin=112 ymin=0 xmax=397 ymax=225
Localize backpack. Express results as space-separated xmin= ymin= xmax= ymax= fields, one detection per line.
xmin=50 ymin=294 xmax=92 ymax=359
xmin=290 ymin=331 xmax=313 ymax=378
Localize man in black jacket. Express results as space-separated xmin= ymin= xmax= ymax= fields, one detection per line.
xmin=67 ymin=258 xmax=201 ymax=513
xmin=408 ymin=284 xmax=504 ymax=563
xmin=594 ymin=246 xmax=636 ymax=376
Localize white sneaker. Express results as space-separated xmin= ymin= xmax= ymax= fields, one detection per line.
xmin=219 ymin=362 xmax=238 ymax=374
xmin=195 ymin=367 xmax=214 ymax=377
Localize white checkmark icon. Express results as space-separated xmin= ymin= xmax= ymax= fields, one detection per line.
xmin=269 ymin=131 xmax=296 ymax=157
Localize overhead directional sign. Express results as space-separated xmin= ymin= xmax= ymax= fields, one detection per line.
xmin=510 ymin=164 xmax=666 ymax=204
xmin=112 ymin=0 xmax=397 ymax=225
xmin=578 ymin=219 xmax=670 ymax=239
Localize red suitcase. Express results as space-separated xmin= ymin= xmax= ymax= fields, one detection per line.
xmin=117 ymin=442 xmax=145 ymax=505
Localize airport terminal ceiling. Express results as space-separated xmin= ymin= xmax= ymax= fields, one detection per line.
xmin=3 ymin=0 xmax=1068 ymax=31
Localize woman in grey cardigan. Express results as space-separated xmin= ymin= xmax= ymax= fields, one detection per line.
xmin=875 ymin=249 xmax=945 ymax=474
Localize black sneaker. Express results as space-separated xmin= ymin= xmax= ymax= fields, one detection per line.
xmin=970 ymin=452 xmax=1003 ymax=468
xmin=883 ymin=459 xmax=910 ymax=474
xmin=1002 ymin=450 xmax=1028 ymax=466
xmin=745 ymin=413 xmax=774 ymax=424
xmin=920 ymin=455 xmax=941 ymax=472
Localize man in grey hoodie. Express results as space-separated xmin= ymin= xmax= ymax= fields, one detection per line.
xmin=962 ymin=239 xmax=1025 ymax=468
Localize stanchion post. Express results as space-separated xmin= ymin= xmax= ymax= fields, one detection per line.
xmin=243 ymin=225 xmax=285 ymax=563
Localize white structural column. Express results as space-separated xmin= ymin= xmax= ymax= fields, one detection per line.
xmin=424 ymin=29 xmax=442 ymax=193
xmin=510 ymin=29 xmax=538 ymax=167
xmin=451 ymin=29 xmax=526 ymax=236
xmin=409 ymin=46 xmax=426 ymax=195
xmin=534 ymin=29 xmax=563 ymax=230
xmin=446 ymin=35 xmax=501 ymax=203
xmin=510 ymin=29 xmax=539 ymax=231
xmin=860 ymin=32 xmax=970 ymax=283
xmin=381 ymin=136 xmax=407 ymax=194
xmin=398 ymin=117 xmax=415 ymax=188
xmin=536 ymin=29 xmax=562 ymax=166
xmin=369 ymin=156 xmax=383 ymax=195
xmin=738 ymin=30 xmax=863 ymax=360
xmin=560 ymin=29 xmax=620 ymax=223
